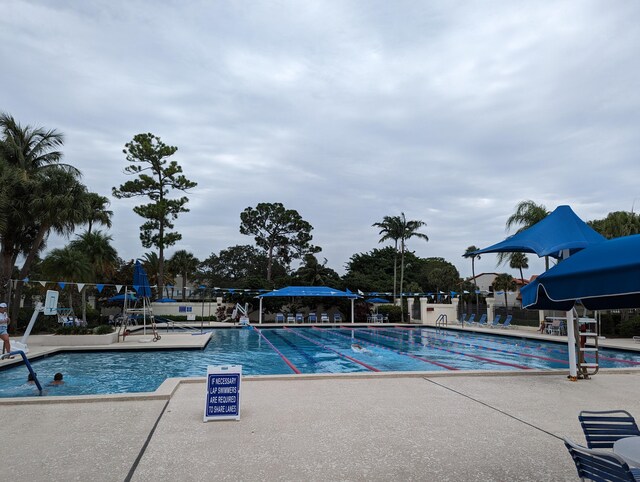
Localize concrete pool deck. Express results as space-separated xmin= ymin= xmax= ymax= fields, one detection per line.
xmin=3 ymin=371 xmax=640 ymax=481
xmin=2 ymin=324 xmax=640 ymax=480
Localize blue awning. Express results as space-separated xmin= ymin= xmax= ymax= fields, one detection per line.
xmin=366 ymin=297 xmax=390 ymax=303
xmin=471 ymin=205 xmax=605 ymax=259
xmin=108 ymin=293 xmax=137 ymax=302
xmin=521 ymin=234 xmax=640 ymax=310
xmin=258 ymin=286 xmax=359 ymax=298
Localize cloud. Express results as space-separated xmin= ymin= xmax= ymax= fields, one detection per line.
xmin=2 ymin=0 xmax=640 ymax=280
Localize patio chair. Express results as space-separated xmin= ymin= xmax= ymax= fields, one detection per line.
xmin=333 ymin=313 xmax=343 ymax=323
xmin=286 ymin=313 xmax=295 ymax=324
xmin=320 ymin=313 xmax=330 ymax=323
xmin=476 ymin=314 xmax=488 ymax=326
xmin=308 ymin=313 xmax=317 ymax=324
xmin=458 ymin=313 xmax=467 ymax=324
xmin=579 ymin=410 xmax=640 ymax=449
xmin=295 ymin=313 xmax=304 ymax=324
xmin=564 ymin=438 xmax=640 ymax=481
xmin=489 ymin=314 xmax=503 ymax=328
xmin=376 ymin=313 xmax=384 ymax=323
xmin=547 ymin=319 xmax=562 ymax=335
xmin=494 ymin=314 xmax=512 ymax=329
xmin=464 ymin=313 xmax=476 ymax=325
xmin=275 ymin=313 xmax=285 ymax=323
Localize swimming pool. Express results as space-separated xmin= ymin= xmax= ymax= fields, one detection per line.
xmin=2 ymin=326 xmax=640 ymax=398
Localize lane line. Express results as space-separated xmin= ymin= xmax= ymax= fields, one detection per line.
xmin=347 ymin=327 xmax=531 ymax=370
xmin=284 ymin=327 xmax=380 ymax=372
xmin=316 ymin=327 xmax=458 ymax=371
xmin=253 ymin=327 xmax=301 ymax=374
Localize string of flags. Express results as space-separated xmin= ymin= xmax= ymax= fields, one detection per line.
xmin=7 ymin=278 xmax=518 ymax=298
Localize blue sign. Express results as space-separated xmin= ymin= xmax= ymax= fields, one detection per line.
xmin=204 ymin=365 xmax=242 ymax=421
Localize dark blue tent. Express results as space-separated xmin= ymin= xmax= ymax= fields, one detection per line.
xmin=471 ymin=205 xmax=605 ymax=259
xmin=258 ymin=286 xmax=359 ymax=298
xmin=521 ymin=234 xmax=640 ymax=311
xmin=257 ymin=286 xmax=359 ymax=323
xmin=366 ymin=297 xmax=390 ymax=303
xmin=133 ymin=260 xmax=152 ymax=298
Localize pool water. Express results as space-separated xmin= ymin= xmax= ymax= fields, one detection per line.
xmin=1 ymin=326 xmax=639 ymax=398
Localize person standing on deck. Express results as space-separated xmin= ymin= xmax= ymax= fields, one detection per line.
xmin=0 ymin=303 xmax=12 ymax=357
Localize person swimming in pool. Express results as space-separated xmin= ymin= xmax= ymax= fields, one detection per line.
xmin=351 ymin=343 xmax=368 ymax=353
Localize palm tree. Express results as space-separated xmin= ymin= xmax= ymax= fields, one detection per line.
xmin=0 ymin=114 xmax=86 ymax=325
xmin=493 ymin=273 xmax=516 ymax=310
xmin=41 ymin=246 xmax=92 ymax=314
xmin=501 ymin=200 xmax=550 ymax=269
xmin=509 ymin=252 xmax=529 ymax=282
xmin=296 ymin=254 xmax=339 ymax=286
xmin=167 ymin=250 xmax=199 ymax=301
xmin=84 ymin=193 xmax=113 ymax=234
xmin=398 ymin=213 xmax=429 ymax=321
xmin=373 ymin=215 xmax=403 ymax=300
xmin=464 ymin=245 xmax=481 ymax=315
xmin=69 ymin=231 xmax=119 ymax=320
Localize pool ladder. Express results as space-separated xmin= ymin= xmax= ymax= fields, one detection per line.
xmin=577 ymin=317 xmax=599 ymax=378
xmin=435 ymin=314 xmax=448 ymax=327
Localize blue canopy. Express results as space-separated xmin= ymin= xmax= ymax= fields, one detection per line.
xmin=471 ymin=205 xmax=605 ymax=259
xmin=133 ymin=260 xmax=152 ymax=298
xmin=521 ymin=234 xmax=640 ymax=310
xmin=258 ymin=286 xmax=359 ymax=298
xmin=366 ymin=297 xmax=390 ymax=303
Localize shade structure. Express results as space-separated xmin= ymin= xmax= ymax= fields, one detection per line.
xmin=366 ymin=297 xmax=390 ymax=304
xmin=257 ymin=286 xmax=359 ymax=324
xmin=133 ymin=260 xmax=152 ymax=298
xmin=471 ymin=205 xmax=605 ymax=259
xmin=521 ymin=234 xmax=640 ymax=311
xmin=258 ymin=286 xmax=359 ymax=298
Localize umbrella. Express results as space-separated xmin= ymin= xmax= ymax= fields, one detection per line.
xmin=155 ymin=297 xmax=177 ymax=303
xmin=521 ymin=234 xmax=640 ymax=311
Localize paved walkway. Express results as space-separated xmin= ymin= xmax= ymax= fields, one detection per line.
xmin=3 ymin=372 xmax=640 ymax=481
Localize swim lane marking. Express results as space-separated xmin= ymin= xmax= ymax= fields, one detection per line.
xmin=284 ymin=327 xmax=380 ymax=372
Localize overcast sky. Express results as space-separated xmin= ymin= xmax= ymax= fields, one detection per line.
xmin=2 ymin=0 xmax=639 ymax=280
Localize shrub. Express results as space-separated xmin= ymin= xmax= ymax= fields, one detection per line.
xmin=617 ymin=318 xmax=640 ymax=337
xmin=378 ymin=305 xmax=402 ymax=323
xmin=93 ymin=325 xmax=114 ymax=335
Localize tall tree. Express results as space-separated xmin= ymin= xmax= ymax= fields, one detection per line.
xmin=112 ymin=133 xmax=197 ymax=297
xmin=239 ymin=202 xmax=318 ymax=282
xmin=41 ymin=246 xmax=92 ymax=314
xmin=398 ymin=213 xmax=429 ymax=321
xmin=0 ymin=113 xmax=76 ymax=304
xmin=167 ymin=250 xmax=199 ymax=301
xmin=464 ymin=246 xmax=481 ymax=314
xmin=493 ymin=273 xmax=516 ymax=310
xmin=502 ymin=200 xmax=550 ymax=269
xmin=509 ymin=252 xmax=529 ymax=282
xmin=84 ymin=193 xmax=113 ymax=234
xmin=69 ymin=231 xmax=118 ymax=320
xmin=588 ymin=211 xmax=640 ymax=239
xmin=0 ymin=115 xmax=93 ymax=325
xmin=372 ymin=215 xmax=403 ymax=302
xmin=295 ymin=254 xmax=340 ymax=286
